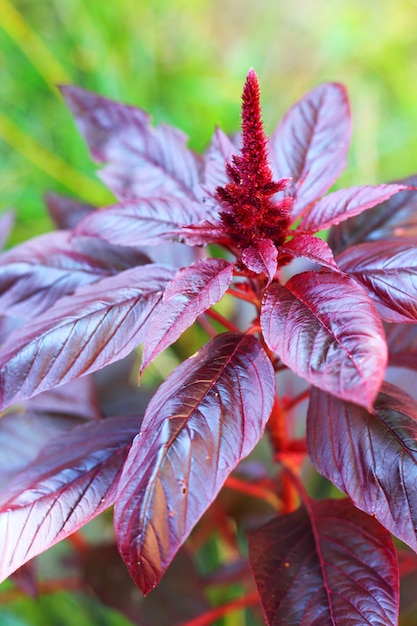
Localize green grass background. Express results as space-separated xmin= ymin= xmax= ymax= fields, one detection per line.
xmin=1 ymin=0 xmax=417 ymax=244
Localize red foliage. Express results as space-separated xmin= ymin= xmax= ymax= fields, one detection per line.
xmin=2 ymin=69 xmax=417 ymax=624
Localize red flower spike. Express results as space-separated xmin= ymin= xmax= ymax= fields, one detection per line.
xmin=217 ymin=69 xmax=292 ymax=251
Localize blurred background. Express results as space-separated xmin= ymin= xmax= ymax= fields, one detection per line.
xmin=1 ymin=0 xmax=417 ymax=245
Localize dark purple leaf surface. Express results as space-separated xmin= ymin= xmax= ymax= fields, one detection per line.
xmin=28 ymin=375 xmax=100 ymax=421
xmin=141 ymin=258 xmax=233 ymax=372
xmin=261 ymin=270 xmax=387 ymax=408
xmin=75 ymin=196 xmax=208 ymax=247
xmin=0 ymin=414 xmax=141 ymax=582
xmin=307 ymin=383 xmax=417 ymax=551
xmin=139 ymin=240 xmax=199 ymax=268
xmin=0 ymin=264 xmax=175 ymax=409
xmin=328 ymin=174 xmax=417 ymax=253
xmin=61 ymin=85 xmax=202 ymax=201
xmin=44 ymin=192 xmax=95 ymax=230
xmin=278 ymin=234 xmax=338 ymax=270
xmin=0 ymin=314 xmax=21 ymax=345
xmin=249 ymin=499 xmax=398 ymax=626
xmin=0 ymin=230 xmax=150 ymax=318
xmin=0 ymin=378 xmax=98 ymax=483
xmin=269 ymin=83 xmax=351 ymax=217
xmin=337 ymin=239 xmax=417 ymax=322
xmin=299 ymin=184 xmax=407 ymax=232
xmin=114 ymin=332 xmax=275 ymax=594
xmin=241 ymin=239 xmax=278 ymax=283
xmin=386 ymin=323 xmax=417 ymax=370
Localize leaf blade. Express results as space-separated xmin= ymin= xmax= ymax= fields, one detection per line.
xmin=386 ymin=323 xmax=417 ymax=369
xmin=307 ymin=383 xmax=417 ymax=552
xmin=249 ymin=499 xmax=399 ymax=626
xmin=242 ymin=239 xmax=278 ymax=283
xmin=0 ymin=264 xmax=175 ymax=409
xmin=0 ymin=414 xmax=140 ymax=583
xmin=114 ymin=332 xmax=275 ymax=594
xmin=269 ymin=83 xmax=351 ymax=217
xmin=261 ymin=271 xmax=387 ymax=408
xmin=278 ymin=234 xmax=338 ymax=271
xmin=328 ymin=174 xmax=417 ymax=253
xmin=202 ymin=127 xmax=237 ymax=190
xmin=141 ymin=258 xmax=233 ymax=372
xmin=61 ymin=86 xmax=202 ymax=201
xmin=44 ymin=192 xmax=95 ymax=230
xmin=74 ymin=196 xmax=209 ymax=247
xmin=0 ymin=378 xmax=99 ymax=484
xmin=299 ymin=184 xmax=407 ymax=232
xmin=336 ymin=239 xmax=417 ymax=322
xmin=0 ymin=231 xmax=150 ymax=318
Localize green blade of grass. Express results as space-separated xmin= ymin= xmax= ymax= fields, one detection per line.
xmin=0 ymin=112 xmax=109 ymax=204
xmin=0 ymin=0 xmax=72 ymax=92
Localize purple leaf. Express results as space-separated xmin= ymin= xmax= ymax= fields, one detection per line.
xmin=0 ymin=314 xmax=21 ymax=345
xmin=61 ymin=85 xmax=202 ymax=201
xmin=28 ymin=375 xmax=100 ymax=421
xmin=328 ymin=174 xmax=417 ymax=253
xmin=0 ymin=378 xmax=99 ymax=484
xmin=242 ymin=239 xmax=278 ymax=283
xmin=261 ymin=271 xmax=387 ymax=408
xmin=141 ymin=258 xmax=233 ymax=372
xmin=114 ymin=332 xmax=275 ymax=594
xmin=385 ymin=323 xmax=417 ymax=370
xmin=0 ymin=231 xmax=150 ymax=319
xmin=299 ymin=184 xmax=407 ymax=232
xmin=44 ymin=192 xmax=95 ymax=230
xmin=174 ymin=219 xmax=227 ymax=246
xmin=336 ymin=239 xmax=417 ymax=322
xmin=139 ymin=240 xmax=199 ymax=268
xmin=75 ymin=196 xmax=208 ymax=247
xmin=278 ymin=234 xmax=338 ymax=271
xmin=203 ymin=127 xmax=237 ymax=190
xmin=307 ymin=382 xmax=417 ymax=552
xmin=0 ymin=264 xmax=175 ymax=409
xmin=269 ymin=83 xmax=351 ymax=218
xmin=0 ymin=414 xmax=140 ymax=583
xmin=249 ymin=499 xmax=399 ymax=625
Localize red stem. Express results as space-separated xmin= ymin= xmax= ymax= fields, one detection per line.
xmin=226 ymin=287 xmax=258 ymax=305
xmin=197 ymin=314 xmax=218 ymax=339
xmin=205 ymin=308 xmax=240 ymax=333
xmin=267 ymin=394 xmax=305 ymax=513
xmin=283 ymin=465 xmax=310 ymax=502
xmin=67 ymin=531 xmax=89 ymax=552
xmin=246 ymin=323 xmax=262 ymax=336
xmin=283 ymin=388 xmax=311 ymax=411
xmin=224 ymin=476 xmax=281 ymax=510
xmin=180 ymin=591 xmax=260 ymax=626
xmin=267 ymin=394 xmax=288 ymax=454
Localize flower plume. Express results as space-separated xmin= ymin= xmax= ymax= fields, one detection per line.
xmin=216 ymin=69 xmax=292 ymax=250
